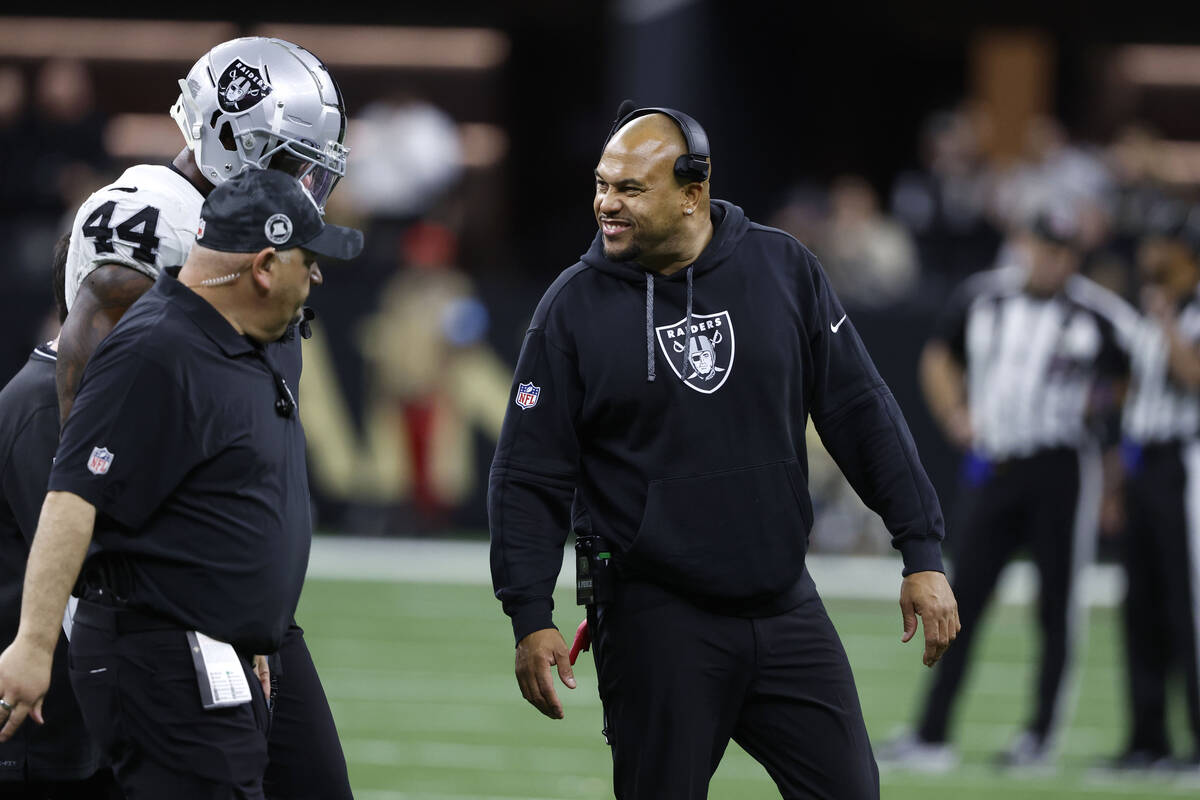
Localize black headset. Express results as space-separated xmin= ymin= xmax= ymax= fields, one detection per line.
xmin=604 ymin=100 xmax=711 ymax=184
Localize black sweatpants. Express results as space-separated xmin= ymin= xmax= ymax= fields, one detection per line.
xmin=0 ymin=770 xmax=122 ymax=799
xmin=263 ymin=623 xmax=353 ymax=800
xmin=1120 ymin=441 xmax=1200 ymax=756
xmin=916 ymin=446 xmax=1093 ymax=745
xmin=591 ymin=571 xmax=878 ymax=800
xmin=68 ymin=602 xmax=271 ymax=800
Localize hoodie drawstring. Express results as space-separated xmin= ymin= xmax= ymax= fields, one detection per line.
xmin=683 ymin=266 xmax=694 ymax=377
xmin=645 ymin=272 xmax=656 ymax=382
xmin=645 ymin=266 xmax=695 ymax=383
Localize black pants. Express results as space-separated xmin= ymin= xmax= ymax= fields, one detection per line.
xmin=591 ymin=572 xmax=878 ymax=800
xmin=0 ymin=770 xmax=122 ymax=799
xmin=263 ymin=623 xmax=353 ymax=800
xmin=0 ymin=626 xmax=119 ymax=798
xmin=68 ymin=602 xmax=270 ymax=800
xmin=1121 ymin=441 xmax=1200 ymax=755
xmin=916 ymin=447 xmax=1093 ymax=745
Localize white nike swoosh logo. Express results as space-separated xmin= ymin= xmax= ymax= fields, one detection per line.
xmin=831 ymin=314 xmax=848 ymax=333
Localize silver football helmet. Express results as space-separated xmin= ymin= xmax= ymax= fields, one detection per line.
xmin=170 ymin=37 xmax=348 ymax=210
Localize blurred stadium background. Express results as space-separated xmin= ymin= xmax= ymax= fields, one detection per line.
xmin=5 ymin=1 xmax=1200 ymax=796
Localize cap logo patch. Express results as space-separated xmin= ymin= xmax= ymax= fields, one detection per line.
xmin=87 ymin=447 xmax=114 ymax=476
xmin=265 ymin=214 xmax=293 ymax=245
xmin=515 ymin=381 xmax=541 ymax=410
xmin=196 ymin=218 xmax=206 ymax=239
xmin=217 ymin=59 xmax=272 ymax=114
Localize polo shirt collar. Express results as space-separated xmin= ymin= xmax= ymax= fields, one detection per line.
xmin=157 ymin=271 xmax=257 ymax=357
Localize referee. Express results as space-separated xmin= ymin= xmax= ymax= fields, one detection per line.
xmin=0 ymin=170 xmax=361 ymax=797
xmin=1113 ymin=211 xmax=1200 ymax=769
xmin=880 ymin=211 xmax=1137 ymax=769
xmin=0 ymin=236 xmax=119 ymax=798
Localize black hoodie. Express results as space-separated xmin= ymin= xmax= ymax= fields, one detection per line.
xmin=490 ymin=200 xmax=945 ymax=643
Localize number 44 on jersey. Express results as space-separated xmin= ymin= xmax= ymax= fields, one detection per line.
xmin=82 ymin=201 xmax=161 ymax=264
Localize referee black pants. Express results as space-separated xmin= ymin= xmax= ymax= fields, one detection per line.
xmin=1121 ymin=441 xmax=1200 ymax=756
xmin=591 ymin=571 xmax=878 ymax=800
xmin=916 ymin=447 xmax=1093 ymax=745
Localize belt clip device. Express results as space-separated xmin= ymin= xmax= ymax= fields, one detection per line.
xmin=575 ymin=534 xmax=614 ymax=606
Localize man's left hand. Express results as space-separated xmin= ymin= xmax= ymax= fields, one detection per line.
xmin=0 ymin=638 xmax=52 ymax=741
xmin=899 ymin=571 xmax=960 ymax=668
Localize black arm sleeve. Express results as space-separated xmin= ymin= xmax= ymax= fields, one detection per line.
xmin=1092 ymin=314 xmax=1132 ymax=448
xmin=803 ymin=248 xmax=946 ymax=574
xmin=2 ymin=406 xmax=58 ymax=546
xmin=488 ymin=319 xmax=583 ymax=644
xmin=1095 ymin=315 xmax=1132 ymax=382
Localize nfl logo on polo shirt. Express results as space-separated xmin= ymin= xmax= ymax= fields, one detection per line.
xmin=515 ymin=382 xmax=540 ymax=411
xmin=87 ymin=446 xmax=114 ymax=476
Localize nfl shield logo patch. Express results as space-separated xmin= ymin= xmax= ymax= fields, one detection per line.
xmin=515 ymin=382 xmax=541 ymax=410
xmin=87 ymin=447 xmax=114 ymax=476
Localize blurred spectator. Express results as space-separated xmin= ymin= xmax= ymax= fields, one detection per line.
xmin=769 ymin=180 xmax=829 ymax=255
xmin=890 ymin=106 xmax=1002 ymax=288
xmin=1101 ymin=124 xmax=1182 ymax=298
xmin=1108 ymin=124 xmax=1174 ymax=242
xmin=300 ymin=221 xmax=511 ymax=532
xmin=991 ymin=116 xmax=1113 ymax=237
xmin=0 ymin=66 xmax=30 ymax=218
xmin=823 ymin=174 xmax=919 ymax=308
xmin=343 ymin=98 xmax=463 ymax=219
xmin=28 ymin=59 xmax=107 ymax=218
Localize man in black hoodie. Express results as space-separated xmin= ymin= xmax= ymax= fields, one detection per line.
xmin=489 ymin=107 xmax=959 ymax=799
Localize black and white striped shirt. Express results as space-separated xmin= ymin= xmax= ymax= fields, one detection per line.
xmin=939 ymin=265 xmax=1136 ymax=460
xmin=1123 ymin=290 xmax=1200 ymax=444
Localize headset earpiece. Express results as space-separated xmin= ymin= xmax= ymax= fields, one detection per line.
xmin=604 ymin=102 xmax=711 ymax=184
xmin=674 ymin=154 xmax=710 ymax=184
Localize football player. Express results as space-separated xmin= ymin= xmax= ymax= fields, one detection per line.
xmin=58 ymin=37 xmax=353 ymax=800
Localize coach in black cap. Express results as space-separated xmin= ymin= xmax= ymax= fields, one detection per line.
xmin=0 ymin=169 xmax=361 ymax=799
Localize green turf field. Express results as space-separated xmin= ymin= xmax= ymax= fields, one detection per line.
xmin=297 ymin=577 xmax=1197 ymax=799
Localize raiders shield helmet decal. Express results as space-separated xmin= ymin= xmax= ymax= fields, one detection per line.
xmin=655 ymin=310 xmax=735 ymax=394
xmin=217 ymin=59 xmax=272 ymax=113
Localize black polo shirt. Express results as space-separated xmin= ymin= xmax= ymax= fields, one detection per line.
xmin=49 ymin=273 xmax=311 ymax=654
xmin=0 ymin=343 xmax=104 ymax=782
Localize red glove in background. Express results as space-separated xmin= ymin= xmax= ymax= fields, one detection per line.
xmin=568 ymin=618 xmax=591 ymax=665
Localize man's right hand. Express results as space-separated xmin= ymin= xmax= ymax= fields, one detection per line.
xmin=0 ymin=637 xmax=52 ymax=741
xmin=514 ymin=627 xmax=576 ymax=719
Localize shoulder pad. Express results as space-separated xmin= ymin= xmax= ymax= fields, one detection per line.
xmin=66 ymin=166 xmax=204 ymax=311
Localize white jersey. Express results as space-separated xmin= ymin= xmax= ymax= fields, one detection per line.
xmin=1123 ymin=290 xmax=1200 ymax=444
xmin=65 ymin=164 xmax=204 ymax=311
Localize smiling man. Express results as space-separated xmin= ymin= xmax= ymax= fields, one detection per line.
xmin=489 ymin=103 xmax=959 ymax=799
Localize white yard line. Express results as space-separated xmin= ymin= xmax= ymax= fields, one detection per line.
xmin=357 ymin=793 xmax=569 ymax=800
xmin=307 ymin=536 xmax=1126 ymax=607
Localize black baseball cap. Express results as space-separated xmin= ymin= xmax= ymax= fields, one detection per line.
xmin=1029 ymin=208 xmax=1080 ymax=248
xmin=1143 ymin=200 xmax=1200 ymax=257
xmin=196 ymin=169 xmax=363 ymax=261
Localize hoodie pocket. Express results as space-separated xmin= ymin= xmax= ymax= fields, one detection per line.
xmin=626 ymin=458 xmax=812 ymax=602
